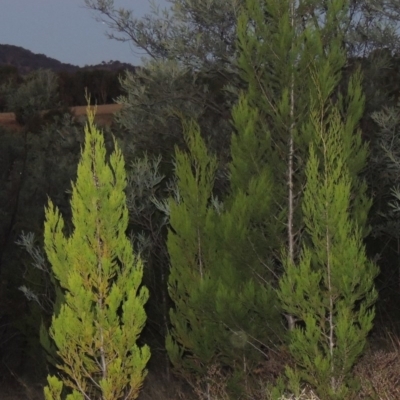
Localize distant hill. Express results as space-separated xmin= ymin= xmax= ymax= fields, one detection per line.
xmin=0 ymin=44 xmax=137 ymax=74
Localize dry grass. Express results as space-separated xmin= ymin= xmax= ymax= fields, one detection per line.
xmin=138 ymin=370 xmax=192 ymax=400
xmin=0 ymin=111 xmax=23 ymax=131
xmin=354 ymin=332 xmax=400 ymax=399
xmin=278 ymin=389 xmax=320 ymax=400
xmin=2 ymin=348 xmax=400 ymax=400
xmin=69 ymin=104 xmax=122 ymax=127
xmin=0 ymin=104 xmax=122 ymax=132
xmin=69 ymin=104 xmax=122 ymax=116
xmin=274 ymin=335 xmax=400 ymax=400
xmin=192 ymin=364 xmax=231 ymax=400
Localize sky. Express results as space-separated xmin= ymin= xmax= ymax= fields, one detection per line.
xmin=0 ymin=0 xmax=169 ymax=67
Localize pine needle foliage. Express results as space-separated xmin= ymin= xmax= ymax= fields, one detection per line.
xmin=236 ymin=0 xmax=377 ymax=396
xmin=166 ymin=119 xmax=220 ymax=377
xmin=167 ymin=0 xmax=375 ymax=393
xmin=166 ymin=118 xmax=282 ymax=393
xmin=279 ymin=106 xmax=378 ymax=399
xmin=43 ymin=106 xmax=150 ymax=400
xmin=236 ymin=0 xmax=370 ymax=271
xmin=275 ymin=3 xmax=379 ymax=391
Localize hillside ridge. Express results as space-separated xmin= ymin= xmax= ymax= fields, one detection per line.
xmin=0 ymin=43 xmax=136 ymax=74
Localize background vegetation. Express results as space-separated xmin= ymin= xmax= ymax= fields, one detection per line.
xmin=2 ymin=0 xmax=400 ymax=398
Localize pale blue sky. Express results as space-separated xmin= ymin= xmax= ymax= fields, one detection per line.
xmin=0 ymin=0 xmax=169 ymax=67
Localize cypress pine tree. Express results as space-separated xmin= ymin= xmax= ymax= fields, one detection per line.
xmin=166 ymin=118 xmax=282 ymax=393
xmin=234 ymin=0 xmax=331 ymax=334
xmin=234 ymin=0 xmax=377 ymax=395
xmin=43 ymin=107 xmax=150 ymax=400
xmin=166 ymin=118 xmax=220 ymax=380
xmin=278 ymin=106 xmax=378 ymax=398
xmin=236 ymin=0 xmax=371 ymax=322
xmin=271 ymin=0 xmax=378 ymax=395
xmin=167 ymin=0 xmax=376 ymax=395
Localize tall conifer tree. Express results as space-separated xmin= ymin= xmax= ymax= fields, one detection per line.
xmin=236 ymin=0 xmax=371 ymax=323
xmin=265 ymin=0 xmax=378 ymax=397
xmin=278 ymin=106 xmax=378 ymax=398
xmin=43 ymin=107 xmax=150 ymax=400
xmin=167 ymin=0 xmax=376 ymax=395
xmin=166 ymin=119 xmax=282 ymax=393
xmin=166 ymin=119 xmax=220 ymax=380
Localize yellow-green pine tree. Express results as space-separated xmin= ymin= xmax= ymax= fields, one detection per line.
xmin=43 ymin=106 xmax=150 ymax=400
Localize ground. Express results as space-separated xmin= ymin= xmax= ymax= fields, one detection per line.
xmin=0 ymin=104 xmax=122 ymax=132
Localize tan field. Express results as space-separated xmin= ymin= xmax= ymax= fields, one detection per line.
xmin=0 ymin=103 xmax=123 ymax=131
xmin=0 ymin=111 xmax=20 ymax=131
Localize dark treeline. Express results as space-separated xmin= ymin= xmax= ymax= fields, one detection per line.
xmin=0 ymin=64 xmax=131 ymax=111
xmin=56 ymin=68 xmax=127 ymax=106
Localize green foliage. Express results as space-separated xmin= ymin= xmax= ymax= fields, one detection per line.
xmin=114 ymin=58 xmax=235 ymax=169
xmin=85 ymin=0 xmax=396 ymax=63
xmin=84 ymin=0 xmax=241 ymax=64
xmin=274 ymin=0 xmax=378 ymax=394
xmin=43 ymin=106 xmax=150 ymax=400
xmin=163 ymin=0 xmax=376 ymax=395
xmin=235 ymin=0 xmax=329 ymax=272
xmin=90 ymin=1 xmax=245 ymax=381
xmin=0 ymin=65 xmax=20 ymax=111
xmin=13 ymin=112 xmax=92 ymax=372
xmin=166 ymin=119 xmax=220 ymax=377
xmin=1 ymin=69 xmax=59 ymax=125
xmin=236 ymin=0 xmax=371 ymax=268
xmin=79 ymin=0 xmax=394 ymax=394
xmin=124 ymin=151 xmax=172 ymax=372
xmin=232 ymin=0 xmax=378 ymax=396
xmin=44 ymin=375 xmax=84 ymax=400
xmin=369 ymin=102 xmax=400 ymax=239
xmin=79 ymin=5 xmax=396 ymax=386
xmin=85 ymin=0 xmax=242 ymax=167
xmin=166 ymin=118 xmax=283 ymax=395
xmin=279 ymin=107 xmax=378 ymax=398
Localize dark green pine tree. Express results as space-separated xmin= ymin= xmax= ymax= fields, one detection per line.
xmin=236 ymin=0 xmax=371 ymax=324
xmin=278 ymin=106 xmax=378 ymax=398
xmin=166 ymin=119 xmax=282 ymax=393
xmin=167 ymin=0 xmax=376 ymax=395
xmin=271 ymin=0 xmax=378 ymax=396
xmin=166 ymin=119 xmax=220 ymax=381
